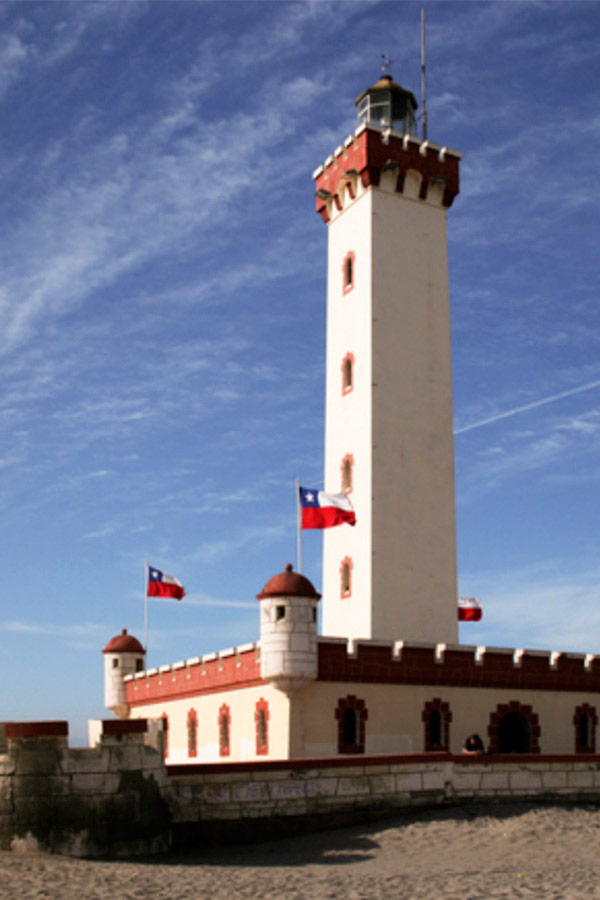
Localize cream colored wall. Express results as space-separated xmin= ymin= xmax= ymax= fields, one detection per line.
xmin=320 ymin=153 xmax=458 ymax=645
xmin=296 ymin=681 xmax=599 ymax=756
xmin=129 ymin=685 xmax=290 ymax=763
xmin=322 ymin=184 xmax=373 ymax=642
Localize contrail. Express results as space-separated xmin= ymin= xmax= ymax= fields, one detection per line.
xmin=454 ymin=378 xmax=600 ymax=436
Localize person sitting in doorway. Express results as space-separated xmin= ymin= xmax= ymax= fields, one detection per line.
xmin=462 ymin=733 xmax=485 ymax=755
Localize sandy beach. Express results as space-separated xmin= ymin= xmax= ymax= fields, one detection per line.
xmin=1 ymin=802 xmax=600 ymax=899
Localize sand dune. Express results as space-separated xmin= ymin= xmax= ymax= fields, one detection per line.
xmin=1 ymin=803 xmax=600 ymax=899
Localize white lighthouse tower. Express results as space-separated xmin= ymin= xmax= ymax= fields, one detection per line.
xmin=314 ymin=73 xmax=461 ymax=644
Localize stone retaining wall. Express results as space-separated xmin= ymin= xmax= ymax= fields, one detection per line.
xmin=168 ymin=752 xmax=600 ymax=844
xmin=0 ymin=720 xmax=169 ymax=857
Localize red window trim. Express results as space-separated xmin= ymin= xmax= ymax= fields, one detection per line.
xmin=218 ymin=703 xmax=231 ymax=757
xmin=255 ymin=697 xmax=270 ymax=756
xmin=341 ymin=352 xmax=355 ymax=396
xmin=342 ymin=251 xmax=355 ymax=295
xmin=341 ymin=453 xmax=354 ymax=494
xmin=187 ymin=707 xmax=198 ymax=758
xmin=340 ymin=556 xmax=353 ymax=599
xmin=573 ymin=703 xmax=597 ymax=753
xmin=422 ymin=697 xmax=452 ymax=751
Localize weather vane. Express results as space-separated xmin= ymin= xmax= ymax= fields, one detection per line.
xmin=381 ymin=53 xmax=392 ymax=74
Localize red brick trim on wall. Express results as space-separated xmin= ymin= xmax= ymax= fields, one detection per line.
xmin=488 ymin=701 xmax=541 ymax=754
xmin=422 ymin=697 xmax=452 ymax=751
xmin=255 ymin=697 xmax=269 ymax=756
xmin=187 ymin=708 xmax=198 ymax=758
xmin=335 ymin=694 xmax=368 ymax=754
xmin=573 ymin=703 xmax=597 ymax=753
xmin=219 ymin=703 xmax=231 ymax=758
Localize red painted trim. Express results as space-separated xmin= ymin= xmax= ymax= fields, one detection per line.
xmin=255 ymin=697 xmax=269 ymax=756
xmin=102 ymin=718 xmax=147 ymax=735
xmin=5 ymin=721 xmax=68 ymax=738
xmin=125 ymin=648 xmax=263 ymax=707
xmin=339 ymin=556 xmax=353 ymax=599
xmin=314 ymin=128 xmax=460 ymax=221
xmin=166 ymin=751 xmax=600 ymax=778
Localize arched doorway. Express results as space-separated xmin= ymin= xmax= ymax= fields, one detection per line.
xmin=497 ymin=711 xmax=530 ymax=753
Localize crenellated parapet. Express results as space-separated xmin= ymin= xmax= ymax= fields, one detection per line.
xmin=124 ymin=642 xmax=263 ymax=706
xmin=317 ymin=638 xmax=600 ymax=692
xmin=313 ymin=124 xmax=461 ymax=223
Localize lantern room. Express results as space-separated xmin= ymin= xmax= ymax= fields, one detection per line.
xmin=355 ymin=73 xmax=418 ymax=135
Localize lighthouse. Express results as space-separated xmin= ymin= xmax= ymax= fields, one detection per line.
xmin=313 ymin=73 xmax=461 ymax=644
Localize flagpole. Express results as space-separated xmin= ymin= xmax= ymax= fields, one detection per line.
xmin=144 ymin=560 xmax=149 ymax=653
xmin=296 ymin=479 xmax=303 ymax=574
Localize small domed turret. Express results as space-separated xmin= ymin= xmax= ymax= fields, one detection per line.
xmin=356 ymin=74 xmax=418 ymax=135
xmin=257 ymin=565 xmax=320 ymax=694
xmin=102 ymin=628 xmax=145 ymax=719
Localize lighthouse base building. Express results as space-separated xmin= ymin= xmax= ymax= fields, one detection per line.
xmin=103 ymin=74 xmax=600 ymax=765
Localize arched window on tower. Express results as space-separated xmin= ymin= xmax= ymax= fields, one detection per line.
xmin=341 ymin=353 xmax=355 ymax=396
xmin=342 ymin=251 xmax=355 ymax=295
xmin=340 ymin=556 xmax=353 ymax=598
xmin=341 ymin=454 xmax=354 ymax=493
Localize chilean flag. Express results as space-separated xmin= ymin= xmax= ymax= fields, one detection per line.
xmin=147 ymin=566 xmax=185 ymax=600
xmin=458 ymin=596 xmax=482 ymax=622
xmin=300 ymin=486 xmax=356 ymax=529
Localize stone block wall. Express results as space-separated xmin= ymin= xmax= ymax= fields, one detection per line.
xmin=0 ymin=719 xmax=169 ymax=857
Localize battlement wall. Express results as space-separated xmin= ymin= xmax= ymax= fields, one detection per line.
xmin=317 ymin=639 xmax=600 ymax=692
xmin=124 ymin=642 xmax=263 ymax=707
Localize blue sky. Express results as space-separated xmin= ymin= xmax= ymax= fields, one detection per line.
xmin=1 ymin=0 xmax=599 ymax=743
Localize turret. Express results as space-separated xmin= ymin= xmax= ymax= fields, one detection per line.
xmin=102 ymin=628 xmax=145 ymax=718
xmin=355 ymin=74 xmax=418 ymax=134
xmin=257 ymin=564 xmax=321 ymax=694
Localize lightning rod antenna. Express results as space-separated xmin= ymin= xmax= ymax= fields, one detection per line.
xmin=421 ymin=8 xmax=428 ymax=141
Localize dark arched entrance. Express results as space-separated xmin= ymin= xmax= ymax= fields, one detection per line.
xmin=497 ymin=711 xmax=530 ymax=753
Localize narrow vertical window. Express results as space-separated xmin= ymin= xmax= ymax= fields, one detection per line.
xmin=342 ymin=251 xmax=355 ymax=295
xmin=422 ymin=698 xmax=452 ymax=751
xmin=161 ymin=713 xmax=169 ymax=759
xmin=218 ymin=703 xmax=231 ymax=757
xmin=340 ymin=556 xmax=353 ymax=598
xmin=574 ymin=704 xmax=597 ymax=753
xmin=187 ymin=708 xmax=198 ymax=758
xmin=341 ymin=352 xmax=355 ymax=396
xmin=341 ymin=453 xmax=354 ymax=493
xmin=335 ymin=695 xmax=367 ymax=754
xmin=255 ymin=698 xmax=269 ymax=756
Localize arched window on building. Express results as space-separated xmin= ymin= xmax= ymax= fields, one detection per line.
xmin=187 ymin=708 xmax=198 ymax=758
xmin=488 ymin=701 xmax=540 ymax=754
xmin=255 ymin=698 xmax=269 ymax=756
xmin=574 ymin=704 xmax=597 ymax=753
xmin=340 ymin=556 xmax=353 ymax=598
xmin=335 ymin=695 xmax=368 ymax=754
xmin=422 ymin=698 xmax=452 ymax=751
xmin=341 ymin=454 xmax=354 ymax=493
xmin=342 ymin=251 xmax=355 ymax=295
xmin=341 ymin=353 xmax=354 ymax=396
xmin=161 ymin=713 xmax=169 ymax=759
xmin=218 ymin=703 xmax=231 ymax=757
